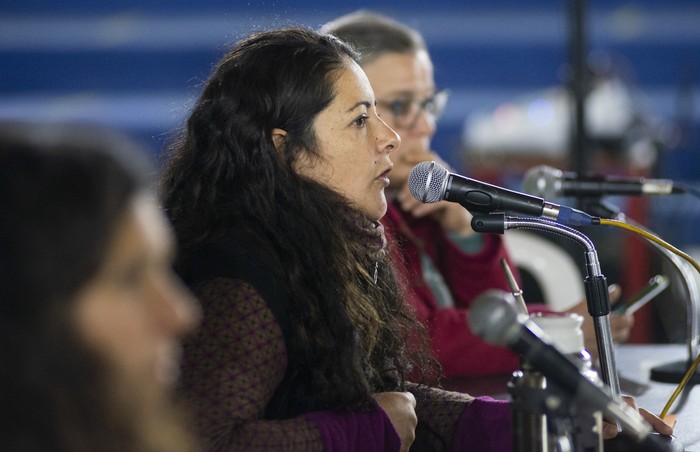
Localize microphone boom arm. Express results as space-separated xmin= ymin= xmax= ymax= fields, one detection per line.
xmin=472 ymin=213 xmax=622 ymax=429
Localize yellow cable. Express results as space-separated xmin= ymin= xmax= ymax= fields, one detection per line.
xmin=599 ymin=218 xmax=700 ymax=419
xmin=659 ymin=352 xmax=700 ymax=419
xmin=599 ymin=219 xmax=700 ymax=276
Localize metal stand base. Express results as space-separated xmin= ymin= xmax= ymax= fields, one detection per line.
xmin=650 ymin=360 xmax=700 ymax=385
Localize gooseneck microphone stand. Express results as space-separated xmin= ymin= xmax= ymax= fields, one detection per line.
xmin=472 ymin=213 xmax=622 ymax=428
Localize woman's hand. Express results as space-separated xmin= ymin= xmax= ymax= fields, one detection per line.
xmin=373 ymin=391 xmax=418 ymax=452
xmin=396 ymin=152 xmax=475 ymax=237
xmin=602 ymin=395 xmax=675 ymax=439
xmin=567 ymin=284 xmax=634 ymax=361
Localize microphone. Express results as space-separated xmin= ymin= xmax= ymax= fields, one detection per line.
xmin=407 ymin=161 xmax=597 ymax=226
xmin=468 ymin=290 xmax=663 ymax=447
xmin=523 ymin=165 xmax=684 ymax=200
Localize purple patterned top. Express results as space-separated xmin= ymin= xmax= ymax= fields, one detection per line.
xmin=179 ymin=277 xmax=513 ymax=451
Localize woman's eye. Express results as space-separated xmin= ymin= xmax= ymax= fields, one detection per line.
xmin=354 ymin=115 xmax=368 ymax=127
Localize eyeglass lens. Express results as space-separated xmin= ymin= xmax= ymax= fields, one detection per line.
xmin=381 ymin=90 xmax=448 ymax=129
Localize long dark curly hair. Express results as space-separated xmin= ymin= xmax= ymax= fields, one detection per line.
xmin=160 ymin=27 xmax=438 ymax=414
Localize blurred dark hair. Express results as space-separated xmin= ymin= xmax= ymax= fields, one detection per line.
xmin=0 ymin=121 xmax=162 ymax=450
xmin=0 ymin=121 xmax=149 ymax=321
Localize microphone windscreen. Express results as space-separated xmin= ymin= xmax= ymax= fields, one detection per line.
xmin=468 ymin=289 xmax=519 ymax=346
xmin=408 ymin=161 xmax=448 ymax=203
xmin=522 ymin=165 xmax=562 ymax=200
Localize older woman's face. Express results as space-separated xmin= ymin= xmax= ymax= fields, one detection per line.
xmin=73 ymin=194 xmax=200 ymax=393
xmin=297 ymin=58 xmax=400 ymax=221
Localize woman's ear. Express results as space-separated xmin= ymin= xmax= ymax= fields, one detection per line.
xmin=271 ymin=128 xmax=288 ymax=152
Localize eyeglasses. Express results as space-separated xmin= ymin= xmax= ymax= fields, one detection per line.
xmin=377 ymin=89 xmax=449 ymax=130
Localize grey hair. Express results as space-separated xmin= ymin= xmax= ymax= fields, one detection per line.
xmin=321 ymin=10 xmax=427 ymax=64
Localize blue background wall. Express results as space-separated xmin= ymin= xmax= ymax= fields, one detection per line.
xmin=1 ymin=0 xmax=699 ymax=246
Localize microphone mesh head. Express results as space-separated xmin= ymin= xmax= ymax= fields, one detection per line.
xmin=468 ymin=289 xmax=518 ymax=346
xmin=408 ymin=161 xmax=448 ymax=203
xmin=522 ymin=165 xmax=562 ymax=200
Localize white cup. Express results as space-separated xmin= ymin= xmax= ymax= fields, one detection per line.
xmin=529 ymin=312 xmax=585 ymax=355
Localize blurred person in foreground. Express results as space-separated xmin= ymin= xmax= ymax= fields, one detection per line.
xmin=323 ymin=11 xmax=633 ymax=377
xmin=0 ymin=121 xmax=200 ymax=451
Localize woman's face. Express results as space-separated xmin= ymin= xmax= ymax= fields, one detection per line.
xmin=297 ymin=58 xmax=400 ymax=221
xmin=361 ymin=49 xmax=438 ymax=191
xmin=73 ymin=194 xmax=200 ymax=393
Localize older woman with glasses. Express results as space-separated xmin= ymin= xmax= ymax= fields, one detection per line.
xmin=322 ymin=11 xmax=633 ymax=378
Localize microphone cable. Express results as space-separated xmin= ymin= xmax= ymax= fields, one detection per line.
xmin=598 ymin=217 xmax=700 ymax=420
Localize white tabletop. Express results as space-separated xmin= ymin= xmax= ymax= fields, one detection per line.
xmin=615 ymin=344 xmax=700 ymax=450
